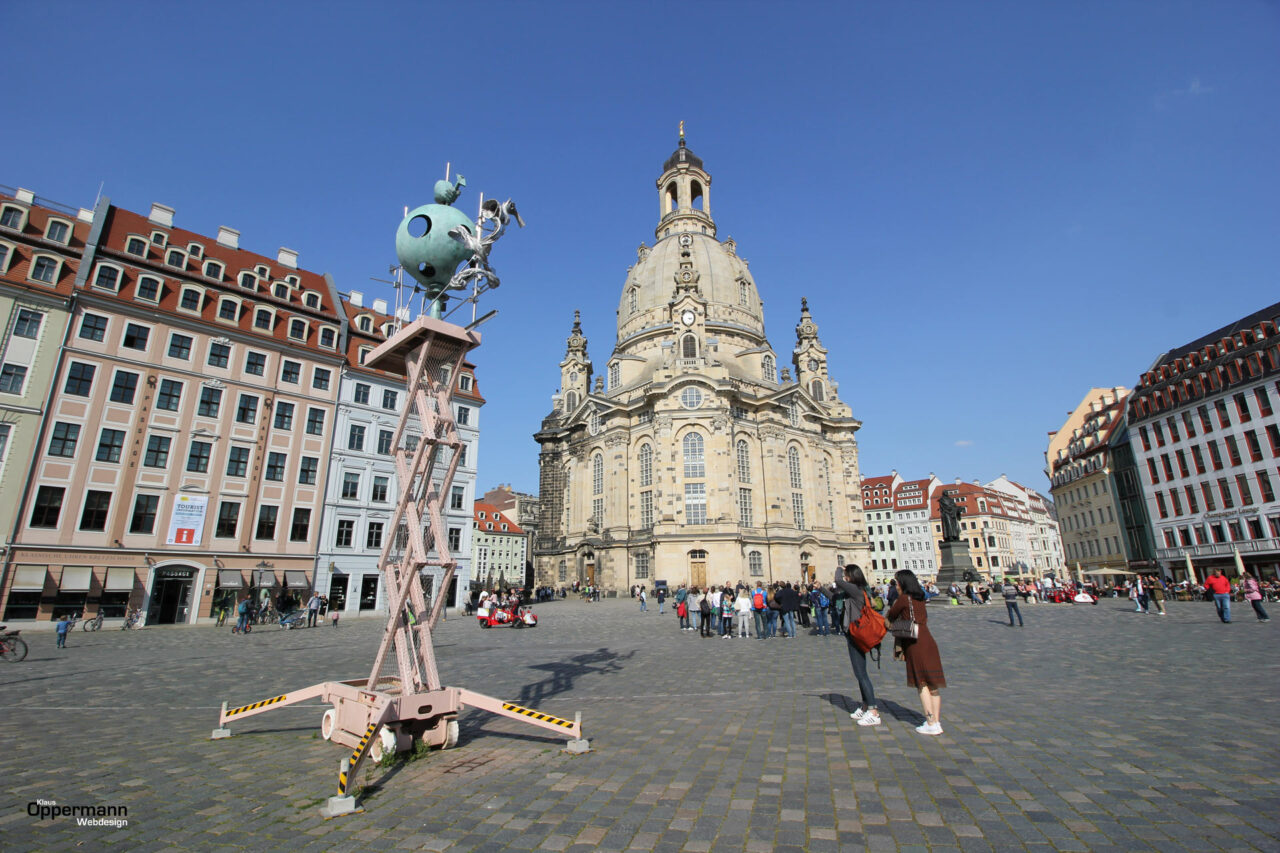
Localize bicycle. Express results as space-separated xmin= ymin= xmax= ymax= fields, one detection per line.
xmin=121 ymin=607 xmax=144 ymax=630
xmin=214 ymin=607 xmax=228 ymax=628
xmin=81 ymin=611 xmax=104 ymax=632
xmin=0 ymin=626 xmax=28 ymax=662
xmin=257 ymin=604 xmax=277 ymax=625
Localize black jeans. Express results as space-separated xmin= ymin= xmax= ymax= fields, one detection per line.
xmin=845 ymin=634 xmax=877 ymax=709
xmin=699 ymin=611 xmax=712 ymax=636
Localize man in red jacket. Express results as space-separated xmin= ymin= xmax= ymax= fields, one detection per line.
xmin=1204 ymin=570 xmax=1232 ymax=623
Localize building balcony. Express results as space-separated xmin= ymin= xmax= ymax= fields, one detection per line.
xmin=1156 ymin=537 xmax=1280 ymax=561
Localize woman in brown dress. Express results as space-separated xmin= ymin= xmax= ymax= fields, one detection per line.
xmin=886 ymin=569 xmax=946 ymax=735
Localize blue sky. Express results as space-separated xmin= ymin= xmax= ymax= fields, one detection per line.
xmin=4 ymin=2 xmax=1278 ymax=498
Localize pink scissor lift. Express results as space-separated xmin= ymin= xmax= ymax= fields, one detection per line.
xmin=211 ymin=314 xmax=588 ymax=817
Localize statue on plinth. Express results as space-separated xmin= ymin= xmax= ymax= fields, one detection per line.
xmin=939 ymin=491 xmax=963 ymax=542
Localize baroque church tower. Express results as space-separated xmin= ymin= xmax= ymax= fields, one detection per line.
xmin=534 ymin=133 xmax=868 ymax=591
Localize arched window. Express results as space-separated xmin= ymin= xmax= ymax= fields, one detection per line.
xmin=666 ymin=181 xmax=678 ymax=214
xmin=810 ymin=380 xmax=824 ymax=401
xmin=749 ymin=551 xmax=763 ymax=577
xmin=592 ymin=453 xmax=603 ymax=495
xmin=739 ymin=281 xmax=749 ymax=306
xmin=788 ymin=446 xmax=803 ymax=489
xmin=638 ymin=443 xmax=653 ymax=487
xmin=628 ymin=287 xmax=638 ymax=314
xmin=736 ymin=440 xmax=751 ymax=483
xmin=681 ymin=334 xmax=697 ymax=359
xmin=691 ymin=180 xmax=704 ymax=211
xmin=822 ymin=456 xmax=832 ymax=495
xmin=565 ymin=391 xmax=578 ymax=411
xmin=589 ymin=409 xmax=601 ymax=435
xmin=609 ymin=363 xmax=620 ymax=389
xmin=683 ymin=432 xmax=704 ymax=479
xmin=634 ymin=552 xmax=650 ymax=579
xmin=558 ymin=560 xmax=567 ymax=582
xmin=762 ymin=354 xmax=775 ymax=382
xmin=789 ymin=400 xmax=799 ymax=426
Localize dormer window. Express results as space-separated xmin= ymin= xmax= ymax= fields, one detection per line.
xmin=91 ymin=263 xmax=121 ymax=292
xmin=239 ymin=271 xmax=256 ymax=290
xmin=150 ymin=231 xmax=167 ymax=246
xmin=126 ymin=236 xmax=147 ymax=256
xmin=273 ymin=283 xmax=288 ymax=299
xmin=203 ymin=260 xmax=223 ymax=280
xmin=459 ymin=374 xmax=472 ymax=391
xmin=0 ymin=205 xmax=25 ymax=230
xmin=319 ymin=327 xmax=336 ymax=349
xmin=187 ymin=243 xmax=203 ymax=259
xmin=165 ymin=249 xmax=185 ymax=268
xmin=218 ymin=298 xmax=239 ymax=322
xmin=303 ymin=292 xmax=320 ymax=309
xmin=253 ymin=308 xmax=273 ymax=331
xmin=255 ymin=264 xmax=269 ymax=277
xmin=179 ymin=287 xmax=203 ymax=312
xmin=357 ymin=315 xmax=372 ymax=333
xmin=285 ymin=274 xmax=299 ymax=286
xmin=288 ymin=318 xmax=306 ymax=340
xmin=357 ymin=346 xmax=372 ymax=365
xmin=136 ymin=275 xmax=161 ymax=302
xmin=479 ymin=511 xmax=486 ymax=519
xmin=381 ymin=323 xmax=397 ymax=337
xmin=44 ymin=219 xmax=71 ymax=244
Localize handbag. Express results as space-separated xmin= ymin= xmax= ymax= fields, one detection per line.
xmin=887 ymin=599 xmax=919 ymax=640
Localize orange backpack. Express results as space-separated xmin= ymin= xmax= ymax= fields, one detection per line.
xmin=848 ymin=589 xmax=887 ymax=653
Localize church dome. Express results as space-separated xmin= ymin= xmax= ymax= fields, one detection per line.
xmin=663 ymin=138 xmax=704 ymax=172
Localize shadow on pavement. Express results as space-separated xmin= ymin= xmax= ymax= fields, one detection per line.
xmin=518 ymin=647 xmax=635 ymax=707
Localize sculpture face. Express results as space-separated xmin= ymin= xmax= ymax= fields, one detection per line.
xmin=395 ymin=203 xmax=477 ymax=294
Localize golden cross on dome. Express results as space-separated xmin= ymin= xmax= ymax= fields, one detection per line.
xmin=679 ymin=120 xmax=685 ymax=139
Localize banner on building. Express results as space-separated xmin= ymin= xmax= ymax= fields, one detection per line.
xmin=166 ymin=494 xmax=208 ymax=546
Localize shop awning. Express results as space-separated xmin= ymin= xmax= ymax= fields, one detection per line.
xmin=253 ymin=570 xmax=277 ymax=588
xmin=59 ymin=566 xmax=93 ymax=592
xmin=11 ymin=565 xmax=47 ymax=591
xmin=105 ymin=567 xmax=136 ymax=592
xmin=217 ymin=570 xmax=244 ymax=589
xmin=285 ymin=571 xmax=310 ymax=590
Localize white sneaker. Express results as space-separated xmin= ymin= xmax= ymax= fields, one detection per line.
xmin=915 ymin=722 xmax=943 ymax=736
xmin=857 ymin=711 xmax=881 ymax=727
xmin=851 ymin=707 xmax=866 ymax=720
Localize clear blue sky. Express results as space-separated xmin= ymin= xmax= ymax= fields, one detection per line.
xmin=4 ymin=2 xmax=1277 ymax=498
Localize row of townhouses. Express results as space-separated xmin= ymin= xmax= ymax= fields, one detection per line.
xmin=0 ymin=186 xmax=483 ymax=625
xmin=859 ymin=471 xmax=1064 ymax=585
xmin=1047 ymin=300 xmax=1280 ymax=581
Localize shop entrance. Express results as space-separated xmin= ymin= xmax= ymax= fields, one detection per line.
xmin=150 ymin=568 xmax=196 ymax=625
xmin=328 ymin=575 xmax=348 ymax=611
xmin=359 ymin=575 xmax=379 ymax=611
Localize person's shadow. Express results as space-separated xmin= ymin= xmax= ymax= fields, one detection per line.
xmin=814 ymin=692 xmax=925 ymax=726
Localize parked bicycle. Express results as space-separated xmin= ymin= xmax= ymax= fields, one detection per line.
xmin=256 ymin=604 xmax=278 ymax=625
xmin=81 ymin=610 xmax=105 ymax=632
xmin=121 ymin=607 xmax=144 ymax=630
xmin=214 ymin=607 xmax=229 ymax=628
xmin=0 ymin=626 xmax=28 ymax=662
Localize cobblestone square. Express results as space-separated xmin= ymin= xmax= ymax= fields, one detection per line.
xmin=1 ymin=597 xmax=1276 ymax=851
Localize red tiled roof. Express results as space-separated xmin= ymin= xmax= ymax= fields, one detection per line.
xmin=473 ymin=501 xmax=523 ymax=534
xmin=0 ymin=193 xmax=83 ymax=300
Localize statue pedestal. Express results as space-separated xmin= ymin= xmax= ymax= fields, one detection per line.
xmin=935 ymin=541 xmax=977 ymax=590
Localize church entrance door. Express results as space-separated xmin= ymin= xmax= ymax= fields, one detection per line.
xmin=689 ymin=550 xmax=707 ymax=588
xmin=584 ymin=553 xmax=595 ymax=588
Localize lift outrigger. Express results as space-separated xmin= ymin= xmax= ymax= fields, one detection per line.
xmin=211 ymin=182 xmax=586 ymax=818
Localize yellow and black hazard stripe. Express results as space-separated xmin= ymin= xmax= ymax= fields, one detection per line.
xmin=225 ymin=694 xmax=288 ymax=718
xmin=501 ymin=702 xmax=574 ymax=729
xmin=338 ymin=722 xmax=379 ymax=795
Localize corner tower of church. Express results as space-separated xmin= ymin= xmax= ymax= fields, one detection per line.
xmin=534 ymin=134 xmax=868 ymax=592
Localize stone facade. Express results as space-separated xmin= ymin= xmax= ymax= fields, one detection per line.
xmin=533 ymin=137 xmax=868 ymax=592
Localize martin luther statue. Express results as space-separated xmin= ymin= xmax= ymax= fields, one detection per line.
xmin=939 ymin=492 xmax=963 ymax=542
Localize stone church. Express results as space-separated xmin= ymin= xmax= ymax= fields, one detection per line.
xmin=533 ymin=135 xmax=868 ymax=592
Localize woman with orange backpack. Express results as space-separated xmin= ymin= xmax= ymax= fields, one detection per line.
xmin=835 ymin=564 xmax=884 ymax=727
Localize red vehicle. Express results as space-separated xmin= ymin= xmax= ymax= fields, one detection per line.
xmin=476 ymin=601 xmax=538 ymax=629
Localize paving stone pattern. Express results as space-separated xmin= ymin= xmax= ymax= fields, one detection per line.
xmin=1 ymin=597 xmax=1277 ymax=851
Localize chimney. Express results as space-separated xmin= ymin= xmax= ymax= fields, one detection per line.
xmin=372 ymin=298 xmax=388 ymax=315
xmin=217 ymin=226 xmax=240 ymax=249
xmin=277 ymin=247 xmax=298 ymax=269
xmin=396 ymin=306 xmax=410 ymax=321
xmin=148 ymin=203 xmax=175 ymax=227
xmin=348 ymin=290 xmax=363 ymax=307
xmin=14 ymin=188 xmax=35 ymax=204
xmin=77 ymin=208 xmax=94 ymax=223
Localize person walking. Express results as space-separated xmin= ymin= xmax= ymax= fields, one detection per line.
xmin=698 ymin=589 xmax=713 ymax=638
xmin=639 ymin=588 xmax=647 ymax=612
xmin=1205 ymin=570 xmax=1232 ymax=623
xmin=886 ymin=569 xmax=947 ymax=736
xmin=656 ymin=586 xmax=666 ymax=615
xmin=56 ymin=613 xmax=73 ymax=649
xmin=835 ymin=565 xmax=881 ymax=727
xmin=777 ymin=582 xmax=798 ymax=638
xmin=1149 ymin=575 xmax=1167 ymax=616
xmin=1241 ymin=571 xmax=1271 ymax=622
xmin=234 ymin=594 xmax=250 ymax=633
xmin=1002 ymin=579 xmax=1024 ymax=627
xmin=720 ymin=587 xmax=735 ymax=638
xmin=708 ymin=586 xmax=721 ymax=634
xmin=766 ymin=585 xmax=781 ymax=638
xmin=306 ymin=591 xmax=322 ymax=628
xmin=734 ymin=589 xmax=752 ymax=637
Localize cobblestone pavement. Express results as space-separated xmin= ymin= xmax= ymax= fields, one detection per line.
xmin=1 ymin=596 xmax=1277 ymax=851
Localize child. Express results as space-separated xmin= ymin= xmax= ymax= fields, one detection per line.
xmin=56 ymin=614 xmax=73 ymax=649
xmin=330 ymin=605 xmax=340 ymax=628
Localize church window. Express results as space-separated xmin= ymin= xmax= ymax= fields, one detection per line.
xmin=792 ymin=493 xmax=806 ymax=530
xmin=739 ymin=281 xmax=749 ymax=306
xmin=811 ymin=380 xmax=824 ymax=401
xmin=558 ymin=560 xmax=567 ymax=582
xmin=640 ymin=490 xmax=654 ymax=527
xmin=589 ymin=409 xmax=601 ymax=434
xmin=680 ymin=386 xmax=703 ymax=409
xmin=681 ymin=335 xmax=697 ymax=359
xmin=593 ymin=497 xmax=604 ymax=525
xmin=788 ymin=400 xmax=799 ymax=426
xmin=684 ymin=483 xmax=706 ymax=524
xmin=683 ymin=432 xmax=705 ymax=479
xmin=634 ymin=552 xmax=650 ymax=579
xmin=739 ymin=488 xmax=753 ymax=526
xmin=609 ymin=363 xmax=620 ymax=389
xmin=565 ymin=391 xmax=578 ymax=411
xmin=788 ymin=447 xmax=803 ymax=489
xmin=638 ymin=443 xmax=653 ymax=487
xmin=593 ymin=453 xmax=604 ymax=494
xmin=737 ymin=440 xmax=751 ymax=483
xmin=822 ymin=457 xmax=832 ymax=495
xmin=762 ymin=354 xmax=775 ymax=382
xmin=628 ymin=288 xmax=638 ymax=314
xmin=748 ymin=551 xmax=763 ymax=577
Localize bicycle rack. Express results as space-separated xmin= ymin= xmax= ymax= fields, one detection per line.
xmin=212 ymin=315 xmax=588 ymax=817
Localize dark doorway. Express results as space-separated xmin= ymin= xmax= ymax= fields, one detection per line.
xmin=359 ymin=575 xmax=379 ymax=611
xmin=149 ymin=569 xmax=196 ymax=624
xmin=328 ymin=575 xmax=348 ymax=611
